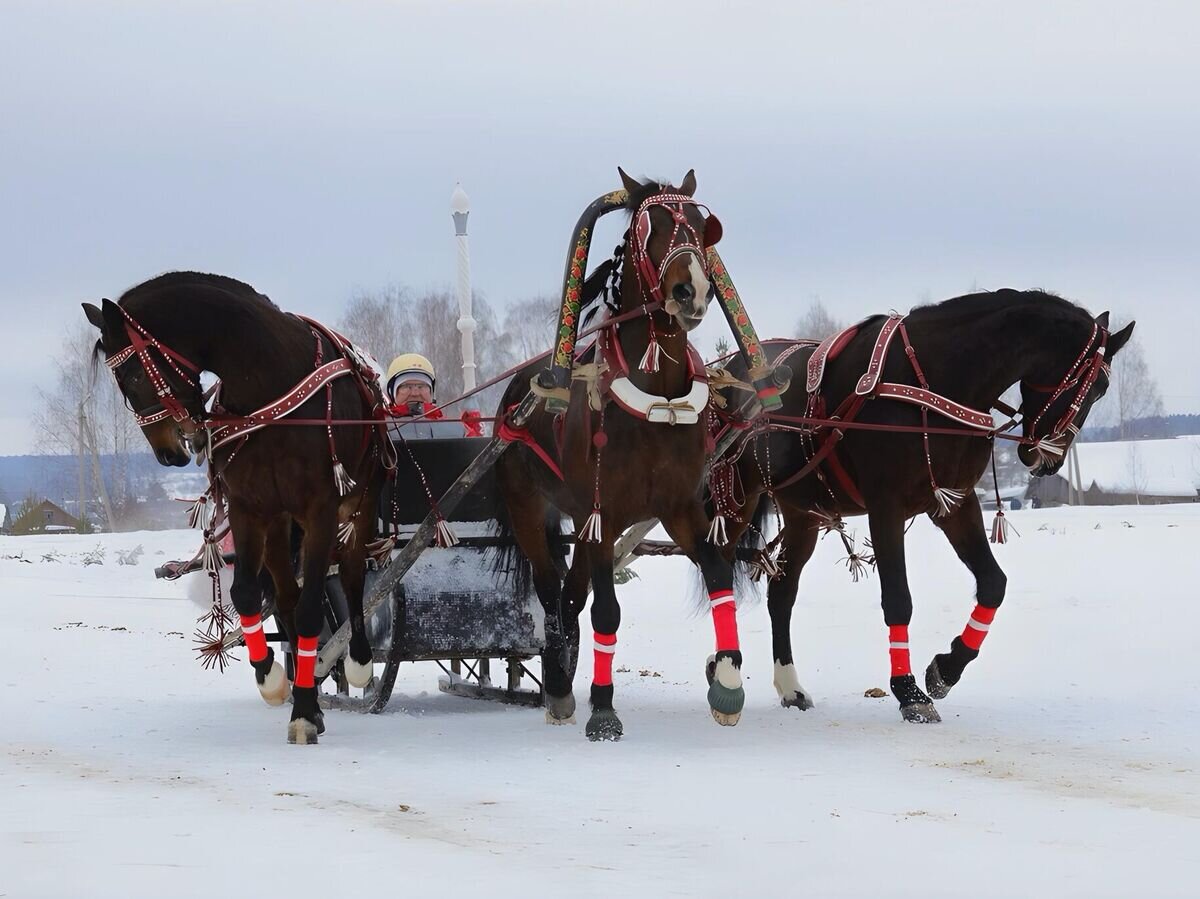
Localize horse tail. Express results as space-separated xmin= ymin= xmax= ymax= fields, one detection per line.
xmin=491 ymin=504 xmax=563 ymax=601
xmin=732 ymin=492 xmax=774 ymax=600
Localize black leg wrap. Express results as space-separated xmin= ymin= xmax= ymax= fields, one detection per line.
xmin=290 ymin=685 xmax=325 ymax=734
xmin=891 ymin=674 xmax=941 ymax=724
xmin=589 ymin=682 xmax=614 ymax=712
xmin=251 ymin=647 xmax=276 ymax=685
xmin=348 ymin=632 xmax=372 ymax=667
xmin=926 ymin=637 xmax=979 ymax=699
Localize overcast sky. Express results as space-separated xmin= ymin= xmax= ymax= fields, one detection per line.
xmin=2 ymin=0 xmax=1197 ymax=455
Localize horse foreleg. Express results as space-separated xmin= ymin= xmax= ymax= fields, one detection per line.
xmin=337 ymin=509 xmax=375 ymax=689
xmin=662 ymin=504 xmax=744 ymax=726
xmin=770 ymin=510 xmax=819 ymax=711
xmin=867 ymin=503 xmax=940 ymax=723
xmin=286 ymin=511 xmax=337 ymax=745
xmin=226 ymin=504 xmax=289 ymax=706
xmin=584 ymin=539 xmax=623 ymax=742
xmin=925 ymin=491 xmax=1007 ymax=700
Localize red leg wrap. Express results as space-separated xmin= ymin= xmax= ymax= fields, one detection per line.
xmin=239 ymin=613 xmax=268 ymax=664
xmin=888 ymin=625 xmax=911 ymax=677
xmin=593 ymin=632 xmax=617 ymax=687
xmin=961 ymin=604 xmax=997 ymax=651
xmin=294 ymin=636 xmax=319 ymax=689
xmin=710 ymin=590 xmax=739 ymax=652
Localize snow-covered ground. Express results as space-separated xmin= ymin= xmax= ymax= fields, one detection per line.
xmin=2 ymin=506 xmax=1198 ymax=897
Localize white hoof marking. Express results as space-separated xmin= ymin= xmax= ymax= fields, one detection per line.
xmin=287 ymin=719 xmax=319 ymax=745
xmin=344 ymin=655 xmax=373 ymax=689
xmin=713 ymin=656 xmax=741 ymax=691
xmin=257 ymin=661 xmax=291 ymax=707
xmin=773 ymin=661 xmax=812 ymax=705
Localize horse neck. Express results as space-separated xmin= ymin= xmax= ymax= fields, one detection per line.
xmin=133 ymin=289 xmax=311 ymax=410
xmin=615 ymin=259 xmax=692 ymax=396
xmin=911 ymin=300 xmax=1095 ymax=410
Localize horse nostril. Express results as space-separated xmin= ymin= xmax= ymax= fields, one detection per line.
xmin=672 ymin=283 xmax=695 ymax=302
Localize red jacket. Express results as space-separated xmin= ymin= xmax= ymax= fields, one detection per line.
xmin=387 ymin=402 xmax=483 ymax=437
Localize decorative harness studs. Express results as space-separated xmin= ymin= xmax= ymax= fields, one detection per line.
xmin=104 ymin=307 xmax=204 ymax=427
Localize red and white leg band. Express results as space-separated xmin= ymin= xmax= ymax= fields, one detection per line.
xmin=294 ymin=636 xmax=319 ymax=688
xmin=888 ymin=625 xmax=911 ymax=677
xmin=593 ymin=632 xmax=617 ymax=687
xmin=709 ymin=590 xmax=739 ymax=652
xmin=239 ymin=613 xmax=268 ymax=663
xmin=961 ymin=604 xmax=997 ymax=651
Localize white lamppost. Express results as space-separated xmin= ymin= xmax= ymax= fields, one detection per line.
xmin=451 ymin=183 xmax=477 ymax=394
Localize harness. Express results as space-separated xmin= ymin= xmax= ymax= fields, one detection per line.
xmin=104 ymin=306 xmax=204 ymax=427
xmin=729 ymin=314 xmax=1110 ymax=508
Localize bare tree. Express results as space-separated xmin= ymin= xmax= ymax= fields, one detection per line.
xmin=338 ymin=284 xmax=411 ymax=369
xmin=501 ymin=296 xmax=558 ymax=366
xmin=339 ymin=285 xmax=516 ymax=414
xmin=1102 ymin=316 xmax=1164 ymax=439
xmin=33 ymin=324 xmax=139 ymax=530
xmin=794 ymin=296 xmax=844 ymax=340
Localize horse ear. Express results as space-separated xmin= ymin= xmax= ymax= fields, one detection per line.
xmin=617 ymin=167 xmax=641 ymax=195
xmin=1095 ymin=310 xmax=1111 ymax=329
xmin=679 ymin=169 xmax=697 ymax=197
xmin=82 ymin=302 xmax=105 ymax=331
xmin=100 ymin=297 xmax=124 ymax=329
xmin=1107 ymin=320 xmax=1135 ymax=360
xmin=704 ymin=213 xmax=723 ymax=247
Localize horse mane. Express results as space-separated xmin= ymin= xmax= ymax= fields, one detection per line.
xmin=623 ymin=177 xmax=676 ymax=212
xmin=120 ymin=271 xmax=281 ymax=312
xmin=911 ymin=288 xmax=1089 ymax=326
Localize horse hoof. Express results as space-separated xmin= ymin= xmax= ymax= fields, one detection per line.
xmin=925 ymin=658 xmax=952 ymax=700
xmin=711 ymin=707 xmax=742 ymax=726
xmin=900 ymin=702 xmax=942 ymax=724
xmin=774 ymin=662 xmax=814 ymax=710
xmin=705 ymin=654 xmax=717 ymax=685
xmin=545 ymin=692 xmax=577 ymax=725
xmin=256 ymin=660 xmax=291 ymax=707
xmin=287 ymin=718 xmax=320 ymax=745
xmin=344 ymin=655 xmax=373 ymax=689
xmin=780 ymin=691 xmax=815 ymax=711
xmin=585 ymin=709 xmax=623 ymax=742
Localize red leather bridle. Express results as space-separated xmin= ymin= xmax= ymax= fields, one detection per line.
xmin=104 ymin=306 xmax=204 ymax=427
xmin=628 ymin=191 xmax=720 ymax=303
xmin=1023 ymin=322 xmax=1110 ymax=446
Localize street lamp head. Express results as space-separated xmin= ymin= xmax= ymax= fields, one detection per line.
xmin=450 ymin=183 xmax=470 ymax=215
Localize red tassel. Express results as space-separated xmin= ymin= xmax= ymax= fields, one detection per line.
xmin=638 ymin=335 xmax=661 ymax=373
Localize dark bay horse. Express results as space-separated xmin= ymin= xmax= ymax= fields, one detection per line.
xmin=719 ymin=290 xmax=1134 ymax=722
xmin=84 ymin=272 xmax=387 ymax=744
xmin=496 ymin=170 xmax=739 ymax=740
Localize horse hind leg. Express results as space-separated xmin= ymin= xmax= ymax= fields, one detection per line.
xmin=925 ymin=492 xmax=1007 ymax=700
xmin=336 ymin=508 xmax=376 ymax=689
xmin=227 ymin=506 xmax=290 ymax=707
xmin=769 ymin=510 xmax=818 ymax=711
xmin=500 ymin=481 xmax=576 ymax=724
